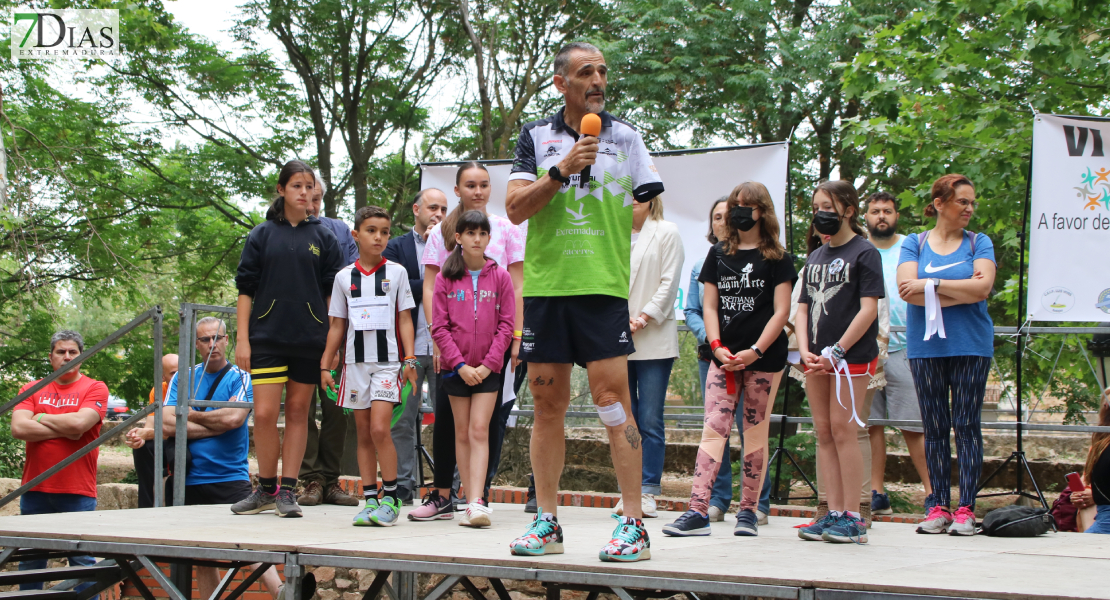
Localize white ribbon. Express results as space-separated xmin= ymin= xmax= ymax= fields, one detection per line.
xmin=923 ymin=279 xmax=946 ymax=341
xmin=820 ymin=346 xmax=867 ymax=427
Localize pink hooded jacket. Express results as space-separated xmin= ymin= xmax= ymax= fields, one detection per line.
xmin=432 ymin=259 xmax=516 ymax=373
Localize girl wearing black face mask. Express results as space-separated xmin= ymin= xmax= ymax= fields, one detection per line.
xmin=664 ymin=181 xmax=795 ymax=538
xmin=795 ymin=180 xmax=884 ymax=544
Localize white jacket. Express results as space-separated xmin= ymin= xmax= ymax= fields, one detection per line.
xmin=628 ymin=218 xmax=685 ymax=360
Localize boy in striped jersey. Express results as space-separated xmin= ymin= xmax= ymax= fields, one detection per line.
xmin=322 ymin=206 xmax=419 ymax=527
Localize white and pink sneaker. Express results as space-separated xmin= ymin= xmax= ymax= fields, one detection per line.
xmin=949 ymin=506 xmax=977 ymax=536
xmin=916 ymin=506 xmax=954 ymax=534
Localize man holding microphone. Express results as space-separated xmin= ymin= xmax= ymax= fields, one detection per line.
xmin=505 ymin=41 xmax=663 ymax=562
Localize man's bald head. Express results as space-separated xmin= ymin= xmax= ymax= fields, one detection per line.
xmin=162 ymin=354 xmax=179 ymax=383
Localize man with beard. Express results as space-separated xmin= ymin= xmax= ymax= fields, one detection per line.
xmin=864 ymin=191 xmax=932 ymax=515
xmin=505 ymin=41 xmax=663 ymax=562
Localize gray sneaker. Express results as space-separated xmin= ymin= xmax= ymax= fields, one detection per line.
xmin=275 ymin=488 xmax=303 ymax=518
xmin=230 ymin=488 xmax=277 ymax=515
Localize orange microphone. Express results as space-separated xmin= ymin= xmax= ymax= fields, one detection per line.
xmin=579 ymin=113 xmax=602 ymax=188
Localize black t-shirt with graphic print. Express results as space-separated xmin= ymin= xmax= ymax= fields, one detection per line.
xmin=699 ymin=243 xmax=796 ymax=372
xmin=797 ymin=234 xmax=885 ymax=364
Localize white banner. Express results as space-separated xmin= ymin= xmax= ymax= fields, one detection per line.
xmin=419 ymin=143 xmax=789 ymax=318
xmin=1028 ymin=114 xmax=1110 ymax=322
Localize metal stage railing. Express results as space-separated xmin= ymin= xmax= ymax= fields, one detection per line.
xmin=0 ymin=306 xmax=167 ymax=509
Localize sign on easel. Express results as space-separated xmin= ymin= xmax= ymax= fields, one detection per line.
xmin=1028 ymin=114 xmax=1110 ymax=322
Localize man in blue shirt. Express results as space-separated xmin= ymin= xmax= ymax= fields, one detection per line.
xmin=128 ymin=317 xmax=285 ymax=598
xmin=864 ymin=191 xmax=932 ymax=515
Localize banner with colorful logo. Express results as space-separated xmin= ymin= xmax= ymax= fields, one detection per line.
xmin=1028 ymin=114 xmax=1110 ymax=321
xmin=420 ymin=143 xmax=790 ymax=319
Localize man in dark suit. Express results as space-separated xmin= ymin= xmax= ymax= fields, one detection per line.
xmin=384 ymin=187 xmax=448 ymax=503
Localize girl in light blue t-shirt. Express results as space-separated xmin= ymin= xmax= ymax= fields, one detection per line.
xmin=896 ymin=174 xmax=996 ymax=537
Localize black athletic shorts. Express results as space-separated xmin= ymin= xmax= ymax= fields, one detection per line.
xmin=441 ymin=371 xmax=502 ymax=397
xmin=519 ymin=295 xmax=635 ymax=367
xmin=251 ymin=353 xmax=318 ymax=385
xmin=184 ymin=479 xmax=253 ymax=505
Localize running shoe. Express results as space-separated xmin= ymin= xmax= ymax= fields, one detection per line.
xmin=599 ymin=515 xmax=651 ymax=562
xmin=707 ymin=506 xmax=726 ymax=522
xmin=823 ymin=513 xmax=868 ymax=544
xmin=733 ymin=509 xmax=758 ymax=537
xmin=463 ymin=502 xmax=492 ymax=528
xmin=871 ymin=490 xmax=893 ymax=515
xmin=353 ymin=497 xmax=379 ymax=526
xmin=509 ymin=512 xmax=564 ymax=556
xmin=798 ymin=512 xmax=838 ymax=541
xmin=369 ymin=497 xmax=400 ymax=526
xmin=408 ymin=490 xmax=453 ymax=521
xmin=662 ymin=510 xmax=711 ymax=537
xmin=230 ymin=488 xmax=277 ymax=515
xmin=275 ymin=488 xmax=303 ymax=518
xmin=916 ymin=506 xmax=954 ymax=534
xmin=756 ymin=510 xmax=768 ymax=526
xmin=613 ymin=494 xmax=658 ymax=518
xmin=948 ymin=506 xmax=977 ymax=536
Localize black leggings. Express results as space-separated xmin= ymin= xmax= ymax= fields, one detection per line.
xmin=432 ymin=348 xmax=518 ymax=498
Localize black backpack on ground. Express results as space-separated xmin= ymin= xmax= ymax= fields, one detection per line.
xmin=979 ymin=505 xmax=1056 ymax=537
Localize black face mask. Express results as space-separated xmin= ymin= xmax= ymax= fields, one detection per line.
xmin=812 ymin=210 xmax=842 ymax=236
xmin=730 ymin=206 xmax=757 ymax=232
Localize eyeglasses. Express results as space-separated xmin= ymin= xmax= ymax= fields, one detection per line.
xmin=954 ymin=199 xmax=979 ymax=210
xmin=197 ymin=335 xmax=227 ymax=344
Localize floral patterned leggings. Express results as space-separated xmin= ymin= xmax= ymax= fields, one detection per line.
xmin=689 ymin=363 xmax=776 ymax=515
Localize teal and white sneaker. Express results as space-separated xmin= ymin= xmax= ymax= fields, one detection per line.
xmin=353 ymin=497 xmax=379 ymax=526
xmin=509 ymin=511 xmax=564 ymax=556
xmin=369 ymin=497 xmax=400 ymax=526
xmin=599 ymin=515 xmax=651 ymax=562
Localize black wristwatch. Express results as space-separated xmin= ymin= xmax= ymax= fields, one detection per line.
xmin=548 ymin=164 xmax=570 ymax=185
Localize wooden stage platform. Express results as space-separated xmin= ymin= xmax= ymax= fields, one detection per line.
xmin=0 ymin=503 xmax=1104 ymax=600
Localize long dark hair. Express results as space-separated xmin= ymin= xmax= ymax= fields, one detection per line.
xmin=266 ymin=160 xmax=316 ymax=221
xmin=806 ymin=180 xmax=866 ymax=253
xmin=442 ymin=161 xmax=490 ymax=251
xmin=723 ymin=181 xmax=784 ymax=261
xmin=1085 ymin=401 xmax=1110 ymax=484
xmin=442 ymin=210 xmax=493 ymax=280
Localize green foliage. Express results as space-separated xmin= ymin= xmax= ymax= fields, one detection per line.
xmin=841 ymin=0 xmax=1110 ymax=420
xmin=0 ymin=414 xmax=25 ymax=479
xmin=668 ymin=330 xmax=704 ymax=406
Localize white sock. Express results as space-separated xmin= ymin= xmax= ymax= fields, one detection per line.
xmin=541 ymin=512 xmax=555 ymax=522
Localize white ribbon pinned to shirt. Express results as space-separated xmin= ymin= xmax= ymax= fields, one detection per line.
xmin=820 ymin=346 xmax=867 ymax=427
xmin=923 ymin=278 xmax=946 ymax=341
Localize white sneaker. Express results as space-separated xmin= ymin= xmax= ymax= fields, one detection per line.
xmin=613 ymin=495 xmax=657 ymax=518
xmin=756 ymin=510 xmax=768 ymax=526
xmin=463 ymin=502 xmax=492 ymax=528
xmin=707 ymin=506 xmax=726 ymax=522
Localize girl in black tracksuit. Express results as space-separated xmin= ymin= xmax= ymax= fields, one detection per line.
xmin=232 ymin=160 xmax=345 ymax=518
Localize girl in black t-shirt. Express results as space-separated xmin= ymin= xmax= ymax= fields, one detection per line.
xmin=796 ymin=180 xmax=884 ymax=545
xmin=663 ymin=182 xmax=795 ymax=538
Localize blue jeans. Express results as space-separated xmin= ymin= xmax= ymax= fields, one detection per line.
xmin=19 ymin=492 xmax=98 ymax=598
xmin=700 ymin=360 xmax=772 ymax=514
xmin=628 ymin=358 xmax=675 ymax=496
xmin=1087 ymin=505 xmax=1110 ymax=534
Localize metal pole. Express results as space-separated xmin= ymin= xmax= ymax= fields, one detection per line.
xmin=1013 ymin=121 xmax=1036 ymax=495
xmin=153 ymin=307 xmax=165 ymax=508
xmin=173 ymin=306 xmax=193 ymax=507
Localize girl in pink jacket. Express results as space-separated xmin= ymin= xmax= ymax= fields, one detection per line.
xmin=432 ymin=210 xmax=515 ymax=528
